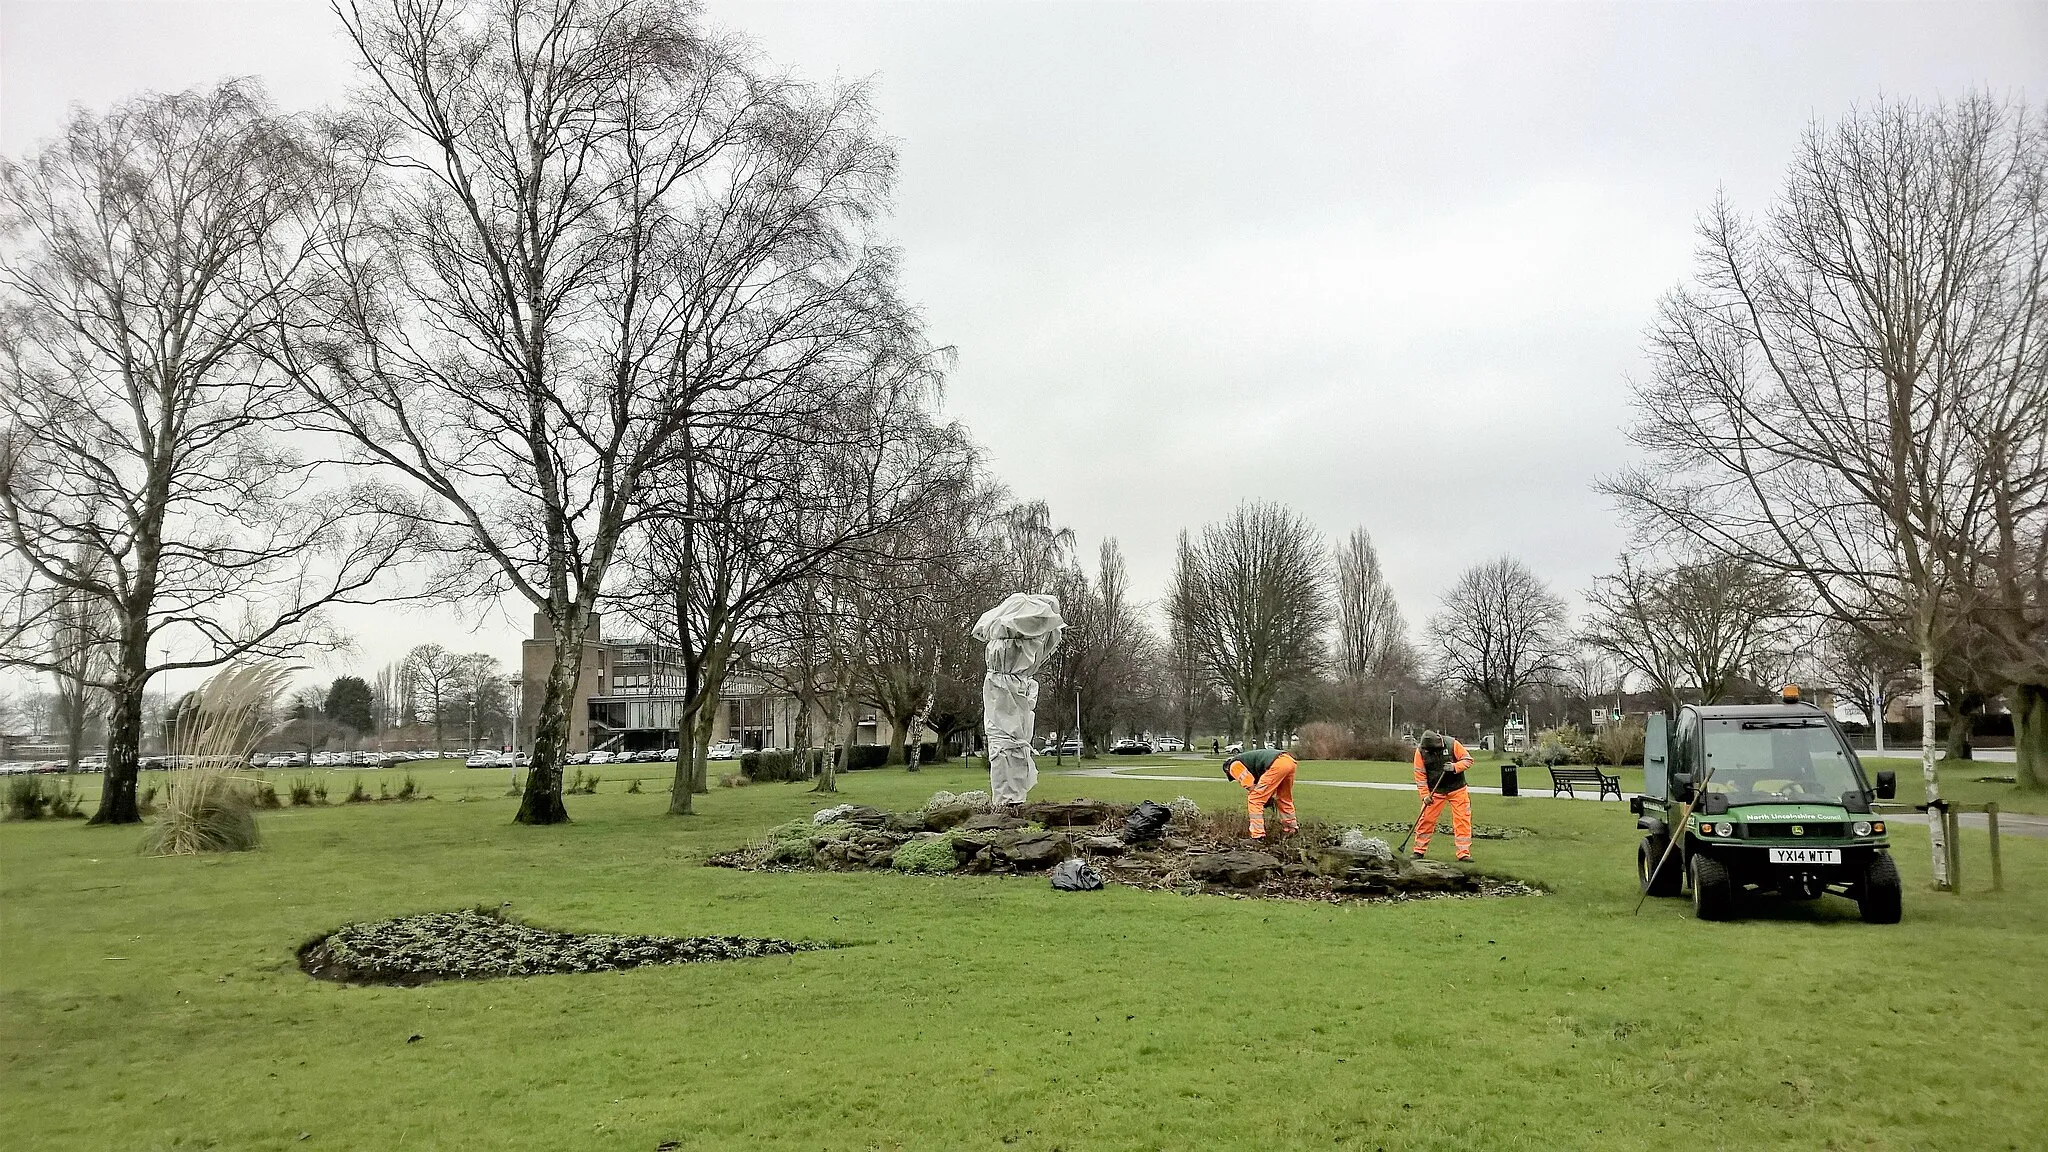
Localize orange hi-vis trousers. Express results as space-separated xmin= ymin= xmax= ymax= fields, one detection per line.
xmin=1414 ymin=788 xmax=1472 ymax=858
xmin=1228 ymin=754 xmax=1298 ymax=837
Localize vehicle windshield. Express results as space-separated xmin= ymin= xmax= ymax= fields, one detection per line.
xmin=1701 ymin=719 xmax=1866 ymax=805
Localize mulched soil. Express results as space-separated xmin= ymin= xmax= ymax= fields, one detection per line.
xmin=709 ymin=798 xmax=1544 ymax=907
xmin=297 ymin=908 xmax=834 ymax=986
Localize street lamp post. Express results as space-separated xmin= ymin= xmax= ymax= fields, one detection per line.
xmin=1388 ymin=690 xmax=1397 ymax=739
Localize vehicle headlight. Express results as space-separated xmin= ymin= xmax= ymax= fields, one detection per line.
xmin=1853 ymin=821 xmax=1872 ymax=837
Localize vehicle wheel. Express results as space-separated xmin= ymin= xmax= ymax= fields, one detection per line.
xmin=1639 ymin=836 xmax=1682 ymax=897
xmin=1858 ymin=853 xmax=1903 ymax=924
xmin=1691 ymin=852 xmax=1735 ymax=921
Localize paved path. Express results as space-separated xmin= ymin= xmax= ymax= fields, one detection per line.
xmin=1052 ymin=766 xmax=2048 ymax=839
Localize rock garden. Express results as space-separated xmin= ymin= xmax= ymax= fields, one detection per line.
xmin=297 ymin=907 xmax=834 ymax=986
xmin=709 ymin=792 xmax=1543 ymax=904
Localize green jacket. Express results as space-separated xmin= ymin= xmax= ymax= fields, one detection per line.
xmin=1222 ymin=747 xmax=1287 ymax=782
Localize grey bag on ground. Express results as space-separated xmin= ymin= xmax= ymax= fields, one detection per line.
xmin=1123 ymin=800 xmax=1172 ymax=842
xmin=1050 ymin=858 xmax=1104 ymax=891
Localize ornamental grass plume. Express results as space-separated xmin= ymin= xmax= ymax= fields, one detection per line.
xmin=142 ymin=662 xmax=296 ymax=856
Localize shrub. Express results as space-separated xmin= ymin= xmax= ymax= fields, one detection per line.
xmin=250 ymin=782 xmax=282 ymax=809
xmin=144 ymin=662 xmax=294 ymax=856
xmin=717 ymin=772 xmax=750 ymax=788
xmin=844 ymin=745 xmax=889 ymax=771
xmin=346 ymin=779 xmax=371 ymax=803
xmin=5 ymin=776 xmax=53 ymax=820
xmin=1597 ymin=721 xmax=1646 ymax=766
xmin=140 ymin=784 xmax=159 ymax=812
xmin=741 ymin=749 xmax=817 ymax=783
xmin=312 ymin=780 xmax=329 ymax=805
xmin=1290 ymin=724 xmax=1407 ymax=763
xmin=1529 ymin=726 xmax=1595 ymax=766
xmin=891 ymin=834 xmax=958 ymax=873
xmin=141 ymin=770 xmax=260 ymax=855
xmin=287 ymin=777 xmax=316 ymax=806
xmin=625 ymin=777 xmax=643 ymax=794
xmin=396 ymin=773 xmax=418 ymax=800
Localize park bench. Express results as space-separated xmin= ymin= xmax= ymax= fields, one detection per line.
xmin=1546 ymin=765 xmax=1623 ymax=801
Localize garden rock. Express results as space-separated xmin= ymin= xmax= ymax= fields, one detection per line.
xmin=958 ymin=812 xmax=1029 ymax=834
xmin=1049 ymin=858 xmax=1104 ymax=891
xmin=813 ymin=804 xmax=859 ymax=826
xmin=923 ymin=802 xmax=979 ymax=831
xmin=884 ymin=811 xmax=929 ymax=834
xmin=1339 ymin=829 xmax=1394 ymax=859
xmin=1313 ymin=848 xmax=1401 ymax=879
xmin=989 ymin=829 xmax=1074 ymax=871
xmin=1024 ymin=799 xmax=1122 ymax=827
xmin=1078 ymin=835 xmax=1128 ymax=856
xmin=1402 ymin=860 xmax=1477 ymax=892
xmin=1187 ymin=849 xmax=1280 ymax=888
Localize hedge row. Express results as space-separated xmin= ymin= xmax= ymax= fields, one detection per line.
xmin=738 ymin=742 xmax=946 ymax=781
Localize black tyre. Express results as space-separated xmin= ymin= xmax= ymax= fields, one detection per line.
xmin=1639 ymin=836 xmax=1682 ymax=897
xmin=1691 ymin=852 xmax=1735 ymax=921
xmin=1858 ymin=853 xmax=1903 ymax=924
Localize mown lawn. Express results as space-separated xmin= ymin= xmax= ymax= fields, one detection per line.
xmin=4 ymin=760 xmax=2046 ymax=1151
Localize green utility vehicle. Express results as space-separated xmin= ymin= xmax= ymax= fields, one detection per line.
xmin=1632 ymin=689 xmax=1902 ymax=923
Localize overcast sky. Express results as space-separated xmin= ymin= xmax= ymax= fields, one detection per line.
xmin=3 ymin=0 xmax=2044 ymax=693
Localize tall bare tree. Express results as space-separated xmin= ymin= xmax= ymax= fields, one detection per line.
xmin=401 ymin=644 xmax=464 ymax=752
xmin=1172 ymin=501 xmax=1331 ymax=744
xmin=1603 ymin=93 xmax=2046 ymax=873
xmin=0 ymin=83 xmax=415 ymax=823
xmin=287 ymin=0 xmax=918 ymax=822
xmin=1426 ymin=556 xmax=1567 ymax=753
xmin=1579 ymin=554 xmax=1799 ymax=712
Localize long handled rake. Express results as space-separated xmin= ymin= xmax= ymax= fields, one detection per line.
xmin=1397 ymin=781 xmax=1447 ymax=855
xmin=1633 ymin=762 xmax=1720 ymax=914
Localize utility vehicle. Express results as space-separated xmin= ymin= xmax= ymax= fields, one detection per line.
xmin=1633 ymin=688 xmax=1902 ymax=923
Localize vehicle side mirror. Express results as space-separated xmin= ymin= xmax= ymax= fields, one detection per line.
xmin=1875 ymin=770 xmax=1896 ymax=801
xmin=1671 ymin=771 xmax=1695 ymax=805
xmin=1629 ymin=796 xmax=1645 ymax=816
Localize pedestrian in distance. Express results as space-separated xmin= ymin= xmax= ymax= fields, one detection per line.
xmin=1411 ymin=730 xmax=1474 ymax=861
xmin=1211 ymin=738 xmax=1220 ymax=756
xmin=1222 ymin=747 xmax=1298 ymax=838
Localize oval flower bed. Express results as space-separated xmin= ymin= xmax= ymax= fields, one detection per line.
xmin=298 ymin=908 xmax=834 ymax=986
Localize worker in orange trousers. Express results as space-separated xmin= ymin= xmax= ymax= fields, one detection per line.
xmin=1222 ymin=747 xmax=1298 ymax=838
xmin=1411 ymin=730 xmax=1474 ymax=861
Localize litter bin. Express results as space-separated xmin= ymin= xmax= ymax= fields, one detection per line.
xmin=1499 ymin=763 xmax=1519 ymax=798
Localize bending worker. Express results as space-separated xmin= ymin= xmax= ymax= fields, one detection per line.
xmin=1411 ymin=730 xmax=1474 ymax=861
xmin=1222 ymin=746 xmax=1298 ymax=838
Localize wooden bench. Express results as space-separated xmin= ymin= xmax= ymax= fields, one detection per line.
xmin=1547 ymin=765 xmax=1623 ymax=801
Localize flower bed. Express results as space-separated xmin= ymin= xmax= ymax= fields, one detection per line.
xmin=297 ymin=908 xmax=834 ymax=986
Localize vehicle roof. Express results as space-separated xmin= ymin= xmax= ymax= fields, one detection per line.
xmin=1684 ymin=702 xmax=1832 ymax=721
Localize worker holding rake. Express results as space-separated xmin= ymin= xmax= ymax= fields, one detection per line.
xmin=1222 ymin=747 xmax=1298 ymax=838
xmin=1411 ymin=730 xmax=1474 ymax=861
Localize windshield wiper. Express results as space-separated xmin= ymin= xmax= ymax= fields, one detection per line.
xmin=1737 ymin=720 xmax=1827 ymax=730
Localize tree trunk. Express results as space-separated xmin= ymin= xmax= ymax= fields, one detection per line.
xmin=62 ymin=686 xmax=87 ymax=773
xmin=812 ymin=695 xmax=847 ymax=794
xmin=2012 ymin=683 xmax=2047 ymax=793
xmin=515 ymin=614 xmax=582 ymax=825
xmin=1869 ymin=679 xmax=1887 ymax=755
xmin=1943 ymin=705 xmax=1976 ymax=762
xmin=1918 ymin=648 xmax=1950 ymax=890
xmin=667 ymin=699 xmax=697 ymax=815
xmin=90 ymin=664 xmax=145 ymax=825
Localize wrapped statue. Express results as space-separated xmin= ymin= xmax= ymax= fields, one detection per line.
xmin=972 ymin=593 xmax=1065 ymax=806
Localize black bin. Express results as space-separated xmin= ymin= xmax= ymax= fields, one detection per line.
xmin=1499 ymin=763 xmax=1519 ymax=798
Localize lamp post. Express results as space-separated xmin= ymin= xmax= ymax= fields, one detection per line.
xmin=1388 ymin=690 xmax=1397 ymax=739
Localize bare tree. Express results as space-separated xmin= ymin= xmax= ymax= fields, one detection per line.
xmin=1426 ymin=556 xmax=1568 ymax=753
xmin=401 ymin=644 xmax=464 ymax=752
xmin=1172 ymin=501 xmax=1331 ymax=744
xmin=1334 ymin=528 xmax=1405 ymax=680
xmin=46 ymin=562 xmax=115 ymax=770
xmin=1044 ymin=538 xmax=1158 ymax=751
xmin=1603 ymin=93 xmax=2046 ymax=873
xmin=0 ymin=83 xmax=416 ymax=823
xmin=1579 ymin=554 xmax=1799 ymax=713
xmin=286 ymin=0 xmax=923 ymax=823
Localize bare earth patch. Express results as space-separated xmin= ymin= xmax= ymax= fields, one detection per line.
xmin=297 ymin=908 xmax=835 ymax=986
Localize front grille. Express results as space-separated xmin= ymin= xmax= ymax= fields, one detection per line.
xmin=1741 ymin=822 xmax=1847 ymax=840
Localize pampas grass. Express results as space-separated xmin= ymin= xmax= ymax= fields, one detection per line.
xmin=142 ymin=662 xmax=295 ymax=856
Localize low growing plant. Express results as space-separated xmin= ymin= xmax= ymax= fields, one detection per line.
xmin=891 ymin=834 xmax=959 ymax=873
xmin=346 ymin=779 xmax=371 ymax=804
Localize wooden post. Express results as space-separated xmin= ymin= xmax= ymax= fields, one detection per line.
xmin=1987 ymin=803 xmax=2003 ymax=893
xmin=1944 ymin=806 xmax=1962 ymax=894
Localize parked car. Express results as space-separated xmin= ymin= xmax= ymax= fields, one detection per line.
xmin=707 ymin=741 xmax=739 ymax=761
xmin=465 ymin=750 xmax=501 ymax=768
xmin=514 ymin=751 xmax=532 ymax=768
xmin=1152 ymin=737 xmax=1186 ymax=753
xmin=1110 ymin=738 xmax=1152 ymax=755
xmin=1224 ymin=742 xmax=1244 ymax=756
xmin=1056 ymin=739 xmax=1082 ymax=756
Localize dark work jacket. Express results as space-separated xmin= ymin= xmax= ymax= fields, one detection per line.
xmin=1222 ymin=747 xmax=1286 ymax=783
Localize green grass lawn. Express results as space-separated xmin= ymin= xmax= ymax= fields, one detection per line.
xmin=6 ymin=760 xmax=2048 ymax=1150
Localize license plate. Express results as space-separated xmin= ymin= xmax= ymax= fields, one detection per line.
xmin=1769 ymin=848 xmax=1841 ymax=865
